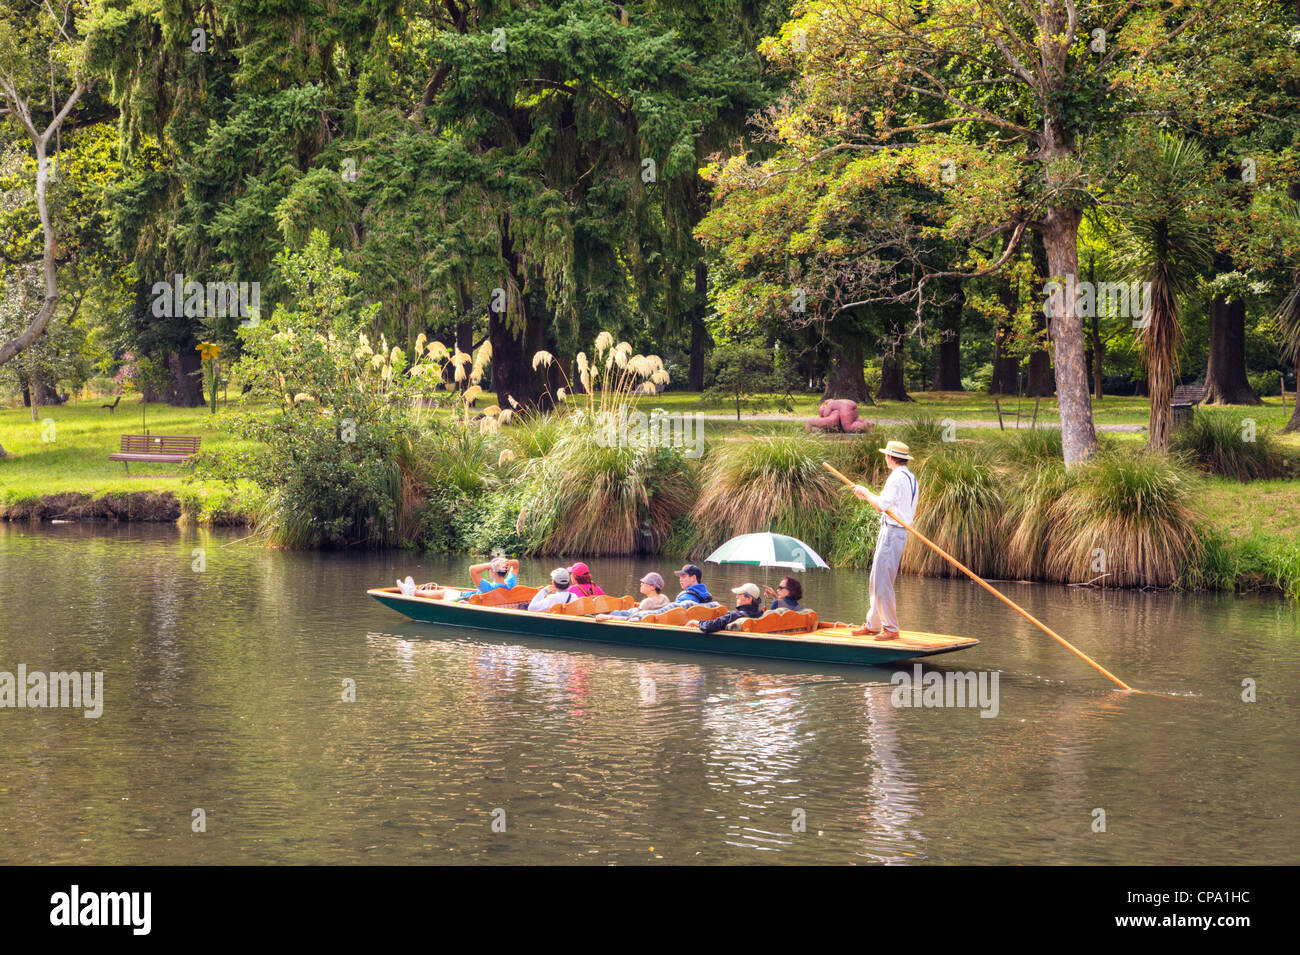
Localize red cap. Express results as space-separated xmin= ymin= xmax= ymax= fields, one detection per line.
xmin=568 ymin=562 xmax=591 ymax=577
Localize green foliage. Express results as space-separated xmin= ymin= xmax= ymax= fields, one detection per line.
xmin=228 ymin=233 xmax=435 ymax=548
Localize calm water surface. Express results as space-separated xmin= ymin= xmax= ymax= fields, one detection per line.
xmin=0 ymin=523 xmax=1296 ymax=864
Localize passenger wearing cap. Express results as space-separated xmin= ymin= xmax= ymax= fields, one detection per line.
xmin=593 ymin=572 xmax=672 ymax=620
xmin=687 ymin=583 xmax=764 ymax=634
xmin=850 ymin=439 xmax=919 ymax=640
xmin=669 ymin=564 xmax=712 ymax=605
xmin=527 ymin=567 xmax=581 ymax=612
xmin=567 ymin=562 xmax=606 ymax=598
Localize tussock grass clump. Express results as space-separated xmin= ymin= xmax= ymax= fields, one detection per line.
xmin=896 ymin=413 xmax=944 ymax=452
xmin=521 ymin=432 xmax=696 ymax=556
xmin=691 ymin=432 xmax=843 ymax=557
xmin=507 ymin=411 xmax=564 ymax=460
xmin=417 ymin=424 xmax=497 ymax=495
xmin=996 ymin=427 xmax=1063 ymax=467
xmin=1171 ymin=409 xmax=1286 ymax=481
xmin=900 ymin=447 xmax=1004 ymax=577
xmin=999 ymin=460 xmax=1072 ymax=580
xmin=1043 ymin=452 xmax=1202 ymax=588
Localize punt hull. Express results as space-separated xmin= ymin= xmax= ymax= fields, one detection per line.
xmin=368 ymin=589 xmax=978 ymax=667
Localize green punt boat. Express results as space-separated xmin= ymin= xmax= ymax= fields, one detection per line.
xmin=367 ymin=587 xmax=978 ymax=667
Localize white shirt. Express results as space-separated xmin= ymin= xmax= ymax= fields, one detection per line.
xmin=528 ymin=588 xmax=578 ymax=612
xmin=878 ymin=465 xmax=918 ymax=528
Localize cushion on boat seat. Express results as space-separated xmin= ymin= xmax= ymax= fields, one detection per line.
xmin=682 ymin=604 xmax=730 ymax=623
xmin=640 ymin=604 xmax=730 ymax=627
xmin=465 ymin=585 xmax=540 ymax=608
xmin=736 ymin=609 xmax=819 ymax=635
xmin=549 ymin=593 xmax=636 ymax=616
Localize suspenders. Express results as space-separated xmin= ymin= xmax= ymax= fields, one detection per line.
xmin=881 ymin=468 xmax=917 ymax=528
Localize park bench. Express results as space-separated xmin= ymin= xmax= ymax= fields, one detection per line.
xmin=108 ymin=434 xmax=201 ymax=474
xmin=1171 ymin=382 xmax=1207 ymax=430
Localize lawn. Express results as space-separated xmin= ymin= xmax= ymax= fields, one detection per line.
xmin=0 ymin=398 xmax=260 ymax=509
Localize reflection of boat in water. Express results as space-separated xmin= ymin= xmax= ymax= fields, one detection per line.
xmin=368 ymin=584 xmax=978 ymax=668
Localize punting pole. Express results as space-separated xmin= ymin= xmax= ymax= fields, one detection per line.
xmin=824 ymin=461 xmax=1166 ymax=697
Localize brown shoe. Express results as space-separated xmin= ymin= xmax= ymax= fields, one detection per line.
xmin=851 ymin=624 xmax=881 ymax=636
xmin=878 ymin=629 xmax=900 ymax=640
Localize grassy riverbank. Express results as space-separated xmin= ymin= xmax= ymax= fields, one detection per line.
xmin=3 ymin=393 xmax=1297 ymax=597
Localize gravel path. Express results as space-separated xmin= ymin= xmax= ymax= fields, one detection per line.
xmin=695 ymin=413 xmax=1145 ymax=433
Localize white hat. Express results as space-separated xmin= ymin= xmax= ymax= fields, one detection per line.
xmin=731 ymin=583 xmax=761 ymax=599
xmin=878 ymin=440 xmax=913 ymax=461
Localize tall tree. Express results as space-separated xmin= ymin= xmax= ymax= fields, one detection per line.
xmin=0 ymin=0 xmax=91 ymax=368
xmin=706 ymin=0 xmax=1229 ymax=464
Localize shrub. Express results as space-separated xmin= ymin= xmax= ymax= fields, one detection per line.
xmin=230 ymin=231 xmax=465 ymax=548
xmin=1246 ymin=370 xmax=1282 ymax=398
xmin=1043 ymin=452 xmax=1202 ymax=588
xmin=827 ymin=496 xmax=882 ymax=568
xmin=1171 ymin=408 xmax=1285 ymax=480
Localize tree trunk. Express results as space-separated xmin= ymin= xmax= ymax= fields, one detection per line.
xmin=0 ymin=74 xmax=86 ymax=367
xmin=487 ymin=306 xmax=559 ymax=411
xmin=168 ymin=349 xmax=205 ymax=407
xmin=991 ymin=281 xmax=1019 ymax=394
xmin=686 ymin=260 xmax=709 ymax=391
xmin=1283 ymin=383 xmax=1300 ymax=434
xmin=1204 ymin=295 xmax=1260 ymax=405
xmin=1038 ymin=208 xmax=1098 ymax=464
xmin=1026 ymin=348 xmax=1054 ymax=396
xmin=930 ymin=285 xmax=964 ymax=390
xmin=823 ymin=334 xmax=872 ymax=402
xmin=877 ymin=351 xmax=911 ymax=401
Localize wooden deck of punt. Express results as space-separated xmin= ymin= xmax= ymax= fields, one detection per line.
xmin=367 ymin=587 xmax=978 ymax=667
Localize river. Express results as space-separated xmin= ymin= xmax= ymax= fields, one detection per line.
xmin=1 ymin=523 xmax=1296 ymax=864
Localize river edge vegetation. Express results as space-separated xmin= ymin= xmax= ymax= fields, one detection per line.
xmin=5 ymin=394 xmax=1299 ymax=600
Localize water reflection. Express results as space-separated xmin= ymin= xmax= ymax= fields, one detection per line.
xmin=0 ymin=523 xmax=1297 ymax=865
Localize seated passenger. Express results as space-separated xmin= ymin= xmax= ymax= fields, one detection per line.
xmin=471 ymin=557 xmax=520 ymax=593
xmin=567 ymin=562 xmax=606 ymax=598
xmin=407 ymin=556 xmax=520 ymax=601
xmin=527 ymin=567 xmax=580 ymax=612
xmin=687 ymin=583 xmax=764 ymax=634
xmin=669 ymin=564 xmax=712 ymax=605
xmin=763 ymin=576 xmax=805 ymax=612
xmin=593 ymin=573 xmax=672 ymax=621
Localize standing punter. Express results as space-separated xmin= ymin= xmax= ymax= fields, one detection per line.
xmin=850 ymin=440 xmax=918 ymax=639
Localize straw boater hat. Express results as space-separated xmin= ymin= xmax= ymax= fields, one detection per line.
xmin=878 ymin=440 xmax=914 ymax=461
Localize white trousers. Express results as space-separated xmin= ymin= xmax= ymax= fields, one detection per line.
xmin=865 ymin=524 xmax=908 ymax=633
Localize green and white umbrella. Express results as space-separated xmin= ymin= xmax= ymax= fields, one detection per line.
xmin=703 ymin=532 xmax=830 ymax=572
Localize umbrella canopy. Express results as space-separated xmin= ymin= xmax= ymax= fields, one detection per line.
xmin=703 ymin=532 xmax=830 ymax=572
